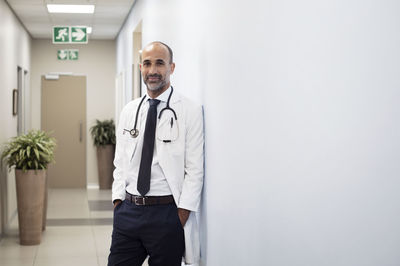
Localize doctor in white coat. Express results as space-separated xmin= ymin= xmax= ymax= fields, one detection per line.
xmin=108 ymin=41 xmax=204 ymax=266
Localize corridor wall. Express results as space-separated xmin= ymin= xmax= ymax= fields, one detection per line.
xmin=116 ymin=0 xmax=400 ymax=265
xmin=0 ymin=0 xmax=31 ymax=236
xmin=31 ymin=39 xmax=116 ymax=188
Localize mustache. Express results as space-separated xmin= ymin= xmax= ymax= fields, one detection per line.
xmin=145 ymin=74 xmax=162 ymax=79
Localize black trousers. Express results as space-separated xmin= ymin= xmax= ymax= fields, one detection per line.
xmin=108 ymin=200 xmax=185 ymax=266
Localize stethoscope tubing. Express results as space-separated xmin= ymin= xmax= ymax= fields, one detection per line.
xmin=128 ymin=86 xmax=177 ymax=138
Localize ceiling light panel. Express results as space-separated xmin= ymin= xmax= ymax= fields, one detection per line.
xmin=44 ymin=0 xmax=96 ymax=3
xmin=47 ymin=4 xmax=95 ymax=14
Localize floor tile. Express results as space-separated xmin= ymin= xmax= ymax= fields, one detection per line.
xmin=47 ymin=218 xmax=92 ymax=226
xmin=37 ymin=226 xmax=97 ymax=259
xmin=42 ymin=225 xmax=93 ymax=237
xmin=46 ymin=205 xmax=90 ymax=219
xmin=97 ymin=256 xmax=109 ymax=266
xmin=87 ymin=189 xmax=112 ymax=201
xmin=0 ymin=237 xmax=38 ymax=259
xmin=48 ymin=189 xmax=88 ymax=205
xmin=34 ymin=256 xmax=98 ymax=266
xmin=36 ymin=239 xmax=97 ymax=259
xmin=91 ymin=218 xmax=113 ymax=225
xmin=0 ymin=188 xmax=114 ymax=266
xmin=0 ymin=257 xmax=34 ymax=266
xmin=92 ymin=226 xmax=113 ymax=257
xmin=89 ymin=200 xmax=113 ymax=211
xmin=90 ymin=210 xmax=113 ymax=219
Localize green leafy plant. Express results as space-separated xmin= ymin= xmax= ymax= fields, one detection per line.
xmin=1 ymin=130 xmax=56 ymax=172
xmin=90 ymin=119 xmax=116 ymax=146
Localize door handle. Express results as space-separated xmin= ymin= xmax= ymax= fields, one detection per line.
xmin=79 ymin=121 xmax=83 ymax=142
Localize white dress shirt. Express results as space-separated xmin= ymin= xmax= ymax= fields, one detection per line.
xmin=125 ymin=87 xmax=173 ymax=196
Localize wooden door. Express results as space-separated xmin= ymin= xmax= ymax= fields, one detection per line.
xmin=41 ymin=75 xmax=86 ymax=188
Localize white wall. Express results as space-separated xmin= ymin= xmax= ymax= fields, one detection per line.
xmin=31 ymin=39 xmax=116 ymax=187
xmin=0 ymin=0 xmax=31 ymax=235
xmin=116 ymin=0 xmax=203 ymax=103
xmin=117 ymin=0 xmax=400 ymax=265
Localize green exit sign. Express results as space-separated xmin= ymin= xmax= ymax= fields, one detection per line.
xmin=53 ymin=27 xmax=70 ymax=43
xmin=71 ymin=27 xmax=87 ymax=43
xmin=57 ymin=49 xmax=79 ymax=60
xmin=53 ymin=26 xmax=88 ymax=44
xmin=69 ymin=49 xmax=79 ymax=60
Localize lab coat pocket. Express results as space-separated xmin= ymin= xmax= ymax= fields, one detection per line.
xmin=157 ymin=118 xmax=179 ymax=143
xmin=157 ymin=121 xmax=182 ymax=156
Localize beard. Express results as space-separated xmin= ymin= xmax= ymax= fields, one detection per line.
xmin=144 ymin=74 xmax=167 ymax=92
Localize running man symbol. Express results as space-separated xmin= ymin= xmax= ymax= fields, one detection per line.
xmin=56 ymin=29 xmax=68 ymax=41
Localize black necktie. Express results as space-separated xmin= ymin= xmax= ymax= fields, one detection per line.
xmin=137 ymin=99 xmax=160 ymax=196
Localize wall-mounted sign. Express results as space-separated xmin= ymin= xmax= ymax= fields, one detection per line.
xmin=57 ymin=49 xmax=79 ymax=60
xmin=53 ymin=26 xmax=88 ymax=44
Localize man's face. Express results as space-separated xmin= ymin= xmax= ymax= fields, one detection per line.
xmin=140 ymin=44 xmax=175 ymax=93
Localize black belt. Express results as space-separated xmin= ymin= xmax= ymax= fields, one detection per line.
xmin=125 ymin=193 xmax=175 ymax=206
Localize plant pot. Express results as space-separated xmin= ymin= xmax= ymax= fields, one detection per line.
xmin=15 ymin=169 xmax=46 ymax=245
xmin=96 ymin=145 xmax=115 ymax=189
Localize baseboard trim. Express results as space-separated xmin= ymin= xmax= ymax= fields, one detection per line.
xmin=87 ymin=183 xmax=100 ymax=189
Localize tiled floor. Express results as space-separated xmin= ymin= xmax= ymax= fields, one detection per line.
xmin=0 ymin=188 xmax=149 ymax=266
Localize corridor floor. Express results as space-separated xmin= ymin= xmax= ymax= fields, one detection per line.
xmin=0 ymin=188 xmax=149 ymax=266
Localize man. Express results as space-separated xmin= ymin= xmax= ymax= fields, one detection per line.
xmin=108 ymin=41 xmax=204 ymax=266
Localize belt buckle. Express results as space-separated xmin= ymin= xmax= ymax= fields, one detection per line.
xmin=134 ymin=196 xmax=145 ymax=205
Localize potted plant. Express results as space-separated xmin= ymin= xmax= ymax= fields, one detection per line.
xmin=1 ymin=130 xmax=56 ymax=245
xmin=90 ymin=119 xmax=116 ymax=189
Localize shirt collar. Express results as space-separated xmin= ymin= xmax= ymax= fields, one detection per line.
xmin=146 ymin=86 xmax=171 ymax=103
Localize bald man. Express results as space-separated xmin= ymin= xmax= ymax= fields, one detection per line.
xmin=108 ymin=42 xmax=204 ymax=266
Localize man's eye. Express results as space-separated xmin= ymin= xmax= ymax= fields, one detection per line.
xmin=143 ymin=62 xmax=150 ymax=66
xmin=156 ymin=62 xmax=164 ymax=65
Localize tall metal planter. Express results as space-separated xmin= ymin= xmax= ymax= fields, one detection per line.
xmin=15 ymin=169 xmax=46 ymax=245
xmin=96 ymin=144 xmax=115 ymax=189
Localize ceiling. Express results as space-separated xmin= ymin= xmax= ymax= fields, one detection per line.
xmin=6 ymin=0 xmax=136 ymax=40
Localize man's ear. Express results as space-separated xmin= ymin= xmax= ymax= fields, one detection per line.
xmin=170 ymin=63 xmax=175 ymax=74
xmin=139 ymin=64 xmax=142 ymax=71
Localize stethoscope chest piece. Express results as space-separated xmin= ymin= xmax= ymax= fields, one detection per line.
xmin=124 ymin=86 xmax=178 ymax=140
xmin=123 ymin=128 xmax=139 ymax=138
xmin=130 ymin=129 xmax=139 ymax=138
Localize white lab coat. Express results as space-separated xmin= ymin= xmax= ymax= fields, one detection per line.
xmin=112 ymin=89 xmax=204 ymax=265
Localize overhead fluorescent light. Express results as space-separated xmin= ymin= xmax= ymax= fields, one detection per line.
xmin=47 ymin=4 xmax=95 ymax=14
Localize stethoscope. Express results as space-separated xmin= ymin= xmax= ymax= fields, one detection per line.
xmin=123 ymin=87 xmax=178 ymax=142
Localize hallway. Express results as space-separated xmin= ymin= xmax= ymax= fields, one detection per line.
xmin=2 ymin=0 xmax=400 ymax=265
xmin=0 ymin=189 xmax=148 ymax=266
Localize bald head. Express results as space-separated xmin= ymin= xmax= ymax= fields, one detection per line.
xmin=143 ymin=41 xmax=173 ymax=64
